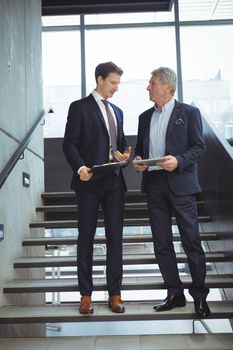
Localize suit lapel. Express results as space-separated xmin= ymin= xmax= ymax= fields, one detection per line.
xmin=111 ymin=104 xmax=121 ymax=139
xmin=88 ymin=94 xmax=109 ymax=134
xmin=166 ymin=100 xmax=182 ymax=140
xmin=144 ymin=108 xmax=154 ymax=155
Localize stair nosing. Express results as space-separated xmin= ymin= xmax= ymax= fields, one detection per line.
xmin=29 ymin=216 xmax=211 ymax=228
xmin=13 ymin=252 xmax=228 ymax=268
xmin=0 ymin=301 xmax=232 ymax=324
xmin=22 ymin=232 xmax=219 ymax=246
xmin=3 ymin=274 xmax=233 ymax=294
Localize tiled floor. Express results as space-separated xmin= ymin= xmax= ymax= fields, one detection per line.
xmin=46 ymin=318 xmax=233 ymax=337
xmin=0 ymin=334 xmax=233 ymax=350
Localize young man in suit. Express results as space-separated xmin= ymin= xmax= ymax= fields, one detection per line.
xmin=133 ymin=67 xmax=211 ymax=318
xmin=63 ymin=62 xmax=131 ymax=314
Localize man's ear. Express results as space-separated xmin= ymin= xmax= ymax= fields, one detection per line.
xmin=97 ymin=76 xmax=103 ymax=85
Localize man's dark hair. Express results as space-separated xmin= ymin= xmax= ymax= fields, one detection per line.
xmin=95 ymin=61 xmax=123 ymax=83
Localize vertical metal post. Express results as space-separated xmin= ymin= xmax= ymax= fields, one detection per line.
xmin=80 ymin=14 xmax=86 ymax=98
xmin=174 ymin=0 xmax=183 ymax=102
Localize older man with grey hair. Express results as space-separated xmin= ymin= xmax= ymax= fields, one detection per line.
xmin=133 ymin=67 xmax=211 ymax=318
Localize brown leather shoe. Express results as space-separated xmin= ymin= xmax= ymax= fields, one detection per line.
xmin=79 ymin=296 xmax=94 ymax=314
xmin=108 ymin=295 xmax=125 ymax=313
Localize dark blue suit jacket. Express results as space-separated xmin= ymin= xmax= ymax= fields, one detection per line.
xmin=135 ymin=100 xmax=206 ymax=195
xmin=63 ymin=94 xmax=128 ymax=191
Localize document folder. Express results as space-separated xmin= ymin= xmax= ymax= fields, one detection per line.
xmin=132 ymin=157 xmax=166 ymax=166
xmin=89 ymin=160 xmax=128 ymax=174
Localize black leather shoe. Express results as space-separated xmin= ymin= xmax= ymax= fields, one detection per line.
xmin=194 ymin=299 xmax=211 ymax=318
xmin=154 ymin=294 xmax=186 ymax=312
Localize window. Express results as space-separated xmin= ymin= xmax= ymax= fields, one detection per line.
xmin=42 ymin=30 xmax=81 ymax=137
xmin=181 ymin=25 xmax=233 ymax=139
xmin=42 ymin=8 xmax=233 ymax=139
xmin=85 ymin=26 xmax=176 ymax=135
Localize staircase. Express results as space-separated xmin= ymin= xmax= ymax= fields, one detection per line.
xmin=1 ymin=190 xmax=233 ymax=348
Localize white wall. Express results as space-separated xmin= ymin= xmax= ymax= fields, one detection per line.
xmin=0 ymin=0 xmax=44 ymax=314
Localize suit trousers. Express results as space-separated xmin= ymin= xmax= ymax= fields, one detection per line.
xmin=146 ymin=171 xmax=209 ymax=300
xmin=76 ymin=172 xmax=125 ymax=297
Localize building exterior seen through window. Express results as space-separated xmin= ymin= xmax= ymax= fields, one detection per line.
xmin=42 ymin=4 xmax=233 ymax=141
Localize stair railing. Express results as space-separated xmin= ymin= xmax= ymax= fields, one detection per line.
xmin=0 ymin=108 xmax=53 ymax=189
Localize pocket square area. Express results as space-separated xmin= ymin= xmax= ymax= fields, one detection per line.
xmin=175 ymin=118 xmax=185 ymax=125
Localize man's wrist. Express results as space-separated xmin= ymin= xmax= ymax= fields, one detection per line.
xmin=77 ymin=166 xmax=86 ymax=175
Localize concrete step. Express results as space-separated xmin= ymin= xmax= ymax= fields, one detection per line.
xmin=29 ymin=215 xmax=211 ymax=228
xmin=38 ymin=204 xmax=152 ymax=221
xmin=36 ymin=202 xmax=207 ymax=221
xmin=38 ymin=203 xmax=146 ymax=220
xmin=3 ymin=274 xmax=233 ymax=294
xmin=22 ymin=232 xmax=219 ymax=247
xmin=40 ymin=191 xmax=207 ymax=213
xmin=41 ymin=190 xmax=204 ymax=203
xmin=0 ymin=333 xmax=233 ymax=350
xmin=0 ymin=301 xmax=232 ymax=324
xmin=41 ymin=190 xmax=146 ymax=205
xmin=37 ymin=203 xmax=149 ymax=212
xmin=13 ymin=252 xmax=229 ymax=268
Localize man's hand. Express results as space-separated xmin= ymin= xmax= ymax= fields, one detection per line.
xmin=133 ymin=156 xmax=148 ymax=173
xmin=113 ymin=146 xmax=132 ymax=162
xmin=158 ymin=155 xmax=178 ymax=172
xmin=79 ymin=167 xmax=93 ymax=181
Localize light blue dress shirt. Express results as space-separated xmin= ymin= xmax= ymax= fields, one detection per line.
xmin=148 ymin=98 xmax=175 ymax=171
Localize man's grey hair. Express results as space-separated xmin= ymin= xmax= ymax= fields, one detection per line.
xmin=151 ymin=67 xmax=176 ymax=96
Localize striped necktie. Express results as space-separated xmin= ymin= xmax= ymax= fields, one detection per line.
xmin=102 ymin=100 xmax=117 ymax=154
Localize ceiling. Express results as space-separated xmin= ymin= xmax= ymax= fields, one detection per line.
xmin=42 ymin=0 xmax=174 ymax=16
xmin=178 ymin=0 xmax=233 ymax=20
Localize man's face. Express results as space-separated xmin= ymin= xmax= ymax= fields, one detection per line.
xmin=147 ymin=74 xmax=171 ymax=105
xmin=97 ymin=73 xmax=121 ymax=99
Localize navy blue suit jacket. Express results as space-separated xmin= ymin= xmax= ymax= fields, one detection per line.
xmin=134 ymin=100 xmax=206 ymax=195
xmin=63 ymin=94 xmax=128 ymax=191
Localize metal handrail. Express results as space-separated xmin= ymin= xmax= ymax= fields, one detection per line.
xmin=0 ymin=108 xmax=53 ymax=189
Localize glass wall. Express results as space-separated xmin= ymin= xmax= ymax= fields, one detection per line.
xmin=42 ymin=3 xmax=233 ymax=139
xmin=85 ymin=26 xmax=176 ymax=135
xmin=181 ymin=25 xmax=233 ymax=139
xmin=42 ymin=30 xmax=81 ymax=137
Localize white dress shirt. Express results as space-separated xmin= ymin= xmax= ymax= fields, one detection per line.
xmin=78 ymin=90 xmax=118 ymax=174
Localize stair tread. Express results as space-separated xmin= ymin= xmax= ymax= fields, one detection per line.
xmin=41 ymin=190 xmax=142 ymax=197
xmin=13 ymin=252 xmax=228 ymax=267
xmin=0 ymin=301 xmax=232 ymax=324
xmin=37 ymin=200 xmax=205 ymax=210
xmin=22 ymin=232 xmax=219 ymax=246
xmin=41 ymin=190 xmax=203 ymax=200
xmin=37 ymin=203 xmax=149 ymax=211
xmin=3 ymin=274 xmax=233 ymax=293
xmin=29 ymin=215 xmax=211 ymax=228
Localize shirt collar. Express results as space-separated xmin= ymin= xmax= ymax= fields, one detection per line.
xmin=154 ymin=98 xmax=175 ymax=112
xmin=92 ymin=89 xmax=105 ymax=102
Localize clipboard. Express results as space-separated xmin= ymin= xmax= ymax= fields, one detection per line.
xmin=89 ymin=160 xmax=128 ymax=174
xmin=133 ymin=157 xmax=166 ymax=166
